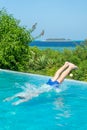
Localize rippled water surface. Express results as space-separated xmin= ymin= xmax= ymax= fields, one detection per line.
xmin=0 ymin=69 xmax=87 ymax=130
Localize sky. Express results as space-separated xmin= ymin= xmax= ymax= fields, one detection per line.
xmin=0 ymin=0 xmax=87 ymax=40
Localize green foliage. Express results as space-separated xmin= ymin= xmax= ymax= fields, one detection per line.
xmin=0 ymin=9 xmax=32 ymax=71
xmin=0 ymin=9 xmax=32 ymax=44
xmin=28 ymin=43 xmax=87 ymax=82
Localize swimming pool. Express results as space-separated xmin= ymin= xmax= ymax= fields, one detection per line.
xmin=0 ymin=69 xmax=87 ymax=130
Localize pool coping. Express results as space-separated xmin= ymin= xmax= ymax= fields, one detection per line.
xmin=0 ymin=68 xmax=87 ymax=85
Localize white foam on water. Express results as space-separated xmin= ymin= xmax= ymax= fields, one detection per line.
xmin=14 ymin=82 xmax=68 ymax=101
xmin=19 ymin=83 xmax=53 ymax=97
xmin=4 ymin=82 xmax=68 ymax=105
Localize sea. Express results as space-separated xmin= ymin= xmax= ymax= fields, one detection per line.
xmin=30 ymin=40 xmax=83 ymax=51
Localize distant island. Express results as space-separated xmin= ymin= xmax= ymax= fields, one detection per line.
xmin=45 ymin=38 xmax=71 ymax=42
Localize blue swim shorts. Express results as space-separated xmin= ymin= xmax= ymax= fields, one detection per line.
xmin=46 ymin=79 xmax=60 ymax=88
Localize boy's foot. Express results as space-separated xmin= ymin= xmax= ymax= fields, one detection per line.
xmin=68 ymin=62 xmax=78 ymax=69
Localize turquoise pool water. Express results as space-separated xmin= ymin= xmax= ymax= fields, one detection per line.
xmin=0 ymin=69 xmax=87 ymax=130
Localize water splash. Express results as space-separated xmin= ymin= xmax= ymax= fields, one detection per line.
xmin=3 ymin=82 xmax=68 ymax=105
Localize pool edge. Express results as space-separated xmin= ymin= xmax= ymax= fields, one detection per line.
xmin=0 ymin=68 xmax=87 ymax=85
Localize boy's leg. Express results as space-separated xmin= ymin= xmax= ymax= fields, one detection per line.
xmin=57 ymin=63 xmax=78 ymax=83
xmin=52 ymin=62 xmax=69 ymax=81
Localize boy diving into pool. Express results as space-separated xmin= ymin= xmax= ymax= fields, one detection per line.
xmin=3 ymin=62 xmax=78 ymax=105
